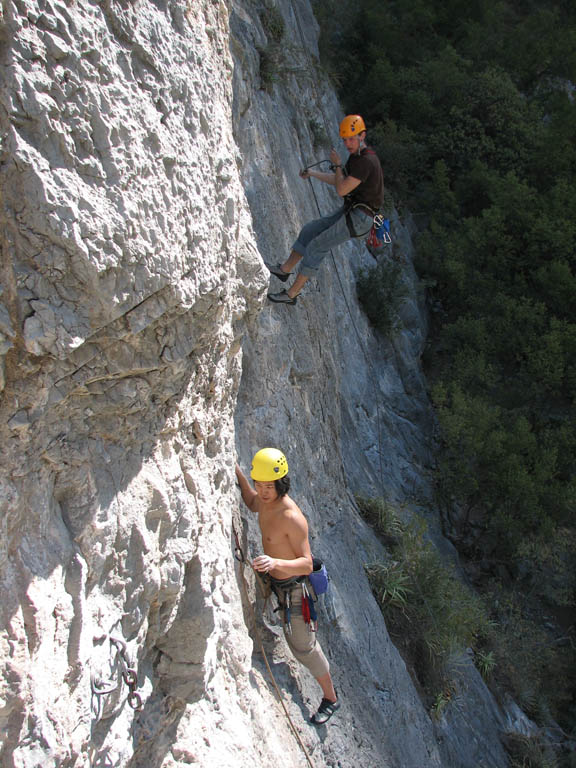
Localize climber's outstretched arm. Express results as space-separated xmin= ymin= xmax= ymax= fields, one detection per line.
xmin=235 ymin=463 xmax=258 ymax=512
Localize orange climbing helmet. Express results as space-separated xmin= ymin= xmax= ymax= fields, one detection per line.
xmin=250 ymin=448 xmax=289 ymax=481
xmin=339 ymin=114 xmax=366 ymax=138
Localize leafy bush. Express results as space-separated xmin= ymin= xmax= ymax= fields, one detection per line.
xmin=356 ymin=495 xmax=405 ymax=543
xmin=357 ymin=496 xmax=494 ymax=689
xmin=308 ymin=118 xmax=330 ymax=150
xmin=475 ymin=649 xmax=496 ymax=681
xmin=356 ymin=260 xmax=408 ymax=336
xmin=258 ymin=46 xmax=280 ymax=91
xmin=358 ymin=496 xmax=576 ymax=738
xmin=259 ymin=4 xmax=285 ymax=43
xmin=258 ymin=4 xmax=285 ymax=91
xmin=481 ymin=585 xmax=576 ymax=729
xmin=320 ymin=0 xmax=576 ymax=738
xmin=504 ymin=733 xmax=559 ymax=768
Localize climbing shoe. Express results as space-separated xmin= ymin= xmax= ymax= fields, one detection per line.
xmin=266 ymin=263 xmax=291 ymax=282
xmin=267 ymin=290 xmax=297 ymax=305
xmin=311 ymin=696 xmax=340 ymax=725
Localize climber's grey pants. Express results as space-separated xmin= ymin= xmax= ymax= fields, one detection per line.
xmin=292 ymin=205 xmax=373 ymax=277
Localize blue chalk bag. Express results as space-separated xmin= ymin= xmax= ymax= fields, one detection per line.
xmin=308 ymin=557 xmax=329 ymax=596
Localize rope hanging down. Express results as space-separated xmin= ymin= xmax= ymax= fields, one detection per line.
xmin=290 ymin=2 xmax=387 ymax=499
xmin=291 ymin=14 xmax=512 ymax=757
xmin=233 ymin=526 xmax=316 ymax=768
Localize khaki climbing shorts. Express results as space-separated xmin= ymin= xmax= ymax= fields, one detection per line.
xmin=280 ymin=582 xmax=330 ymax=679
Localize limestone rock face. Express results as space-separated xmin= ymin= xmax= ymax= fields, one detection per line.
xmin=0 ymin=0 xmax=521 ymax=766
xmin=1 ymin=0 xmax=267 ymax=764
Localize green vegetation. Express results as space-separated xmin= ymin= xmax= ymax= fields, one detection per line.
xmin=308 ymin=118 xmax=330 ymax=151
xmin=357 ymin=497 xmax=494 ymax=694
xmin=258 ymin=45 xmax=281 ymax=91
xmin=481 ymin=583 xmax=575 ymax=726
xmin=259 ymin=3 xmax=285 ymax=43
xmin=430 ymin=687 xmax=455 ymax=721
xmin=258 ymin=4 xmax=286 ymax=91
xmin=504 ymin=733 xmax=560 ymax=768
xmin=356 ymin=261 xmax=407 ymax=336
xmin=317 ymin=0 xmax=576 ymax=744
xmin=358 ymin=496 xmax=576 ymax=749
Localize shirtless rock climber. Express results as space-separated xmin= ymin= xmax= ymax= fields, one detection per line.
xmin=235 ymin=447 xmax=340 ymax=725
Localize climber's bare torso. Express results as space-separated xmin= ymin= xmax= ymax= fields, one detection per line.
xmin=250 ymin=481 xmax=312 ymax=579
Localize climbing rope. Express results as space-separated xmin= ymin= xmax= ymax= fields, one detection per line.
xmin=286 ymin=6 xmax=519 ymax=760
xmin=290 ymin=0 xmax=387 ymax=500
xmin=233 ymin=525 xmax=316 ymax=768
xmin=302 ymin=159 xmax=331 ymax=170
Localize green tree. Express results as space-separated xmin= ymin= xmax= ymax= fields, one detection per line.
xmin=317 ymin=0 xmax=576 ymax=734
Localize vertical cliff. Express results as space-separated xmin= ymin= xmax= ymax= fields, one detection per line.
xmin=0 ymin=0 xmax=524 ymax=765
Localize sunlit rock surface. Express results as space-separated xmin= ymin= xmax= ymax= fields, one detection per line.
xmin=0 ymin=0 xmax=522 ymax=765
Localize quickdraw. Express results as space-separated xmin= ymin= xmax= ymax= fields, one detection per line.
xmin=367 ymin=215 xmax=392 ymax=248
xmin=302 ymin=581 xmax=318 ymax=632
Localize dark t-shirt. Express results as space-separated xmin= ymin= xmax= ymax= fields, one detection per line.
xmin=345 ymin=148 xmax=384 ymax=210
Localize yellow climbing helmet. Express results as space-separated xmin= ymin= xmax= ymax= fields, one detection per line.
xmin=250 ymin=448 xmax=289 ymax=481
xmin=339 ymin=114 xmax=366 ymax=138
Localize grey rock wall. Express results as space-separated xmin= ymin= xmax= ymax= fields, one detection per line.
xmin=230 ymin=2 xmax=512 ymax=767
xmin=0 ymin=0 xmax=522 ymax=765
xmin=1 ymin=0 xmax=273 ymax=765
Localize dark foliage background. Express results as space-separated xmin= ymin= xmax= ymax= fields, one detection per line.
xmin=313 ymin=0 xmax=576 ymax=747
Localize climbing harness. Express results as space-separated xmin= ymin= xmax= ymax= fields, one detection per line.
xmin=235 ymin=520 xmax=321 ymax=641
xmin=232 ymin=525 xmax=316 ymax=768
xmin=344 ymin=199 xmax=379 ymax=240
xmin=266 ymin=573 xmax=319 ymax=634
xmin=302 ymin=158 xmax=391 ymax=249
xmin=91 ymin=635 xmax=143 ymax=722
xmin=291 ymin=6 xmax=388 ymax=501
xmin=268 ymin=576 xmax=299 ymax=634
